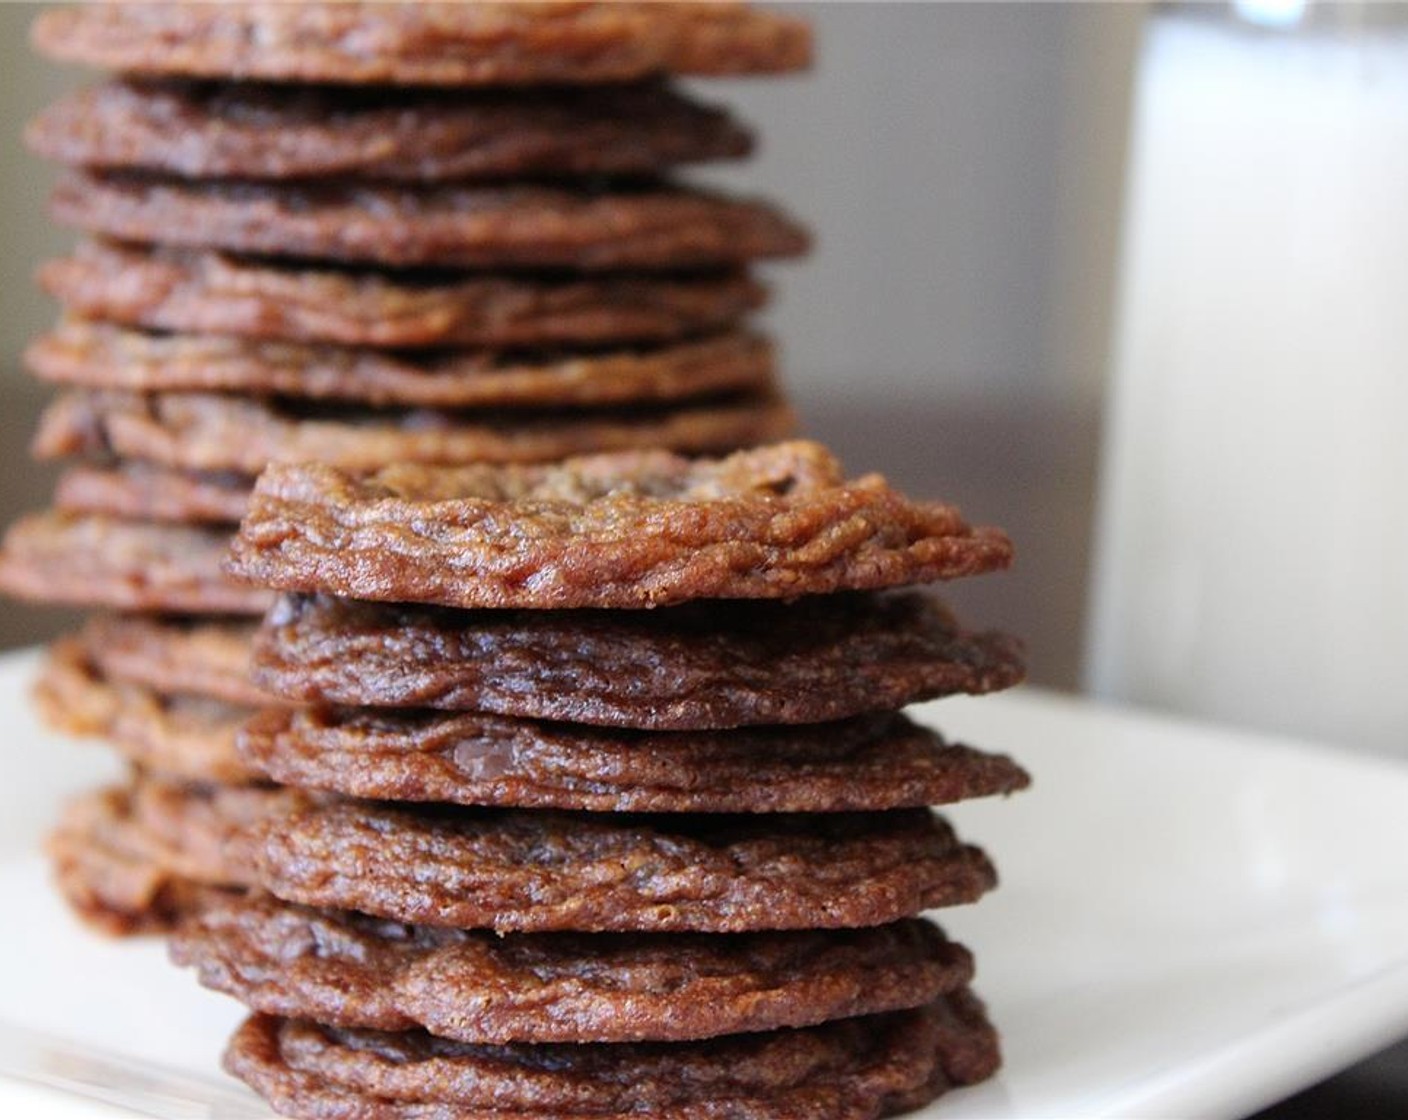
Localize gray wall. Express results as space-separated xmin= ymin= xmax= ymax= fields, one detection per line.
xmin=0 ymin=5 xmax=85 ymax=645
xmin=0 ymin=3 xmax=1141 ymax=688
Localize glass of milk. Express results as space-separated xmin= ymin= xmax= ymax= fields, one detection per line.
xmin=1085 ymin=2 xmax=1408 ymax=757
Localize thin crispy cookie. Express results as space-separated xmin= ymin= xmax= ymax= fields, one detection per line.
xmin=34 ymin=389 xmax=795 ymax=475
xmin=0 ymin=510 xmax=268 ymax=615
xmin=239 ymin=706 xmax=1031 ymax=814
xmin=173 ymin=892 xmax=972 ymax=1044
xmin=28 ymin=320 xmax=775 ymax=409
xmin=28 ymin=80 xmax=752 ymax=181
xmin=50 ymin=173 xmax=811 ymax=270
xmin=40 ymin=242 xmax=767 ymax=348
xmin=32 ymin=3 xmax=812 ymax=86
xmin=227 ymin=442 xmax=1013 ymax=610
xmin=252 ymin=591 xmax=1024 ymax=727
xmin=225 ymin=997 xmax=999 ymax=1120
xmin=233 ymin=802 xmax=996 ymax=934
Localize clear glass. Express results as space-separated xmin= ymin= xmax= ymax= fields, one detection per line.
xmin=1086 ymin=4 xmax=1408 ymax=756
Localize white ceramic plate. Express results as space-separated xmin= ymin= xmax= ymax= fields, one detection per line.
xmin=0 ymin=647 xmax=1406 ymax=1119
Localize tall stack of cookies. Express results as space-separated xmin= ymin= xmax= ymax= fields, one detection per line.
xmin=0 ymin=3 xmax=811 ymax=931
xmin=1 ymin=6 xmax=1035 ymax=1118
xmin=174 ymin=441 xmax=1028 ymax=1117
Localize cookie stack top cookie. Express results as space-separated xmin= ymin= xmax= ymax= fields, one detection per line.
xmin=227 ymin=441 xmax=1015 ymax=608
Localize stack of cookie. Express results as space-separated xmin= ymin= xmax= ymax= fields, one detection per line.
xmin=0 ymin=2 xmax=811 ymax=930
xmin=162 ymin=440 xmax=1029 ymax=1117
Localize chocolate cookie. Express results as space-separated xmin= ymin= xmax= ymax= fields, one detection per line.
xmin=239 ymin=705 xmax=1029 ymax=814
xmin=253 ymin=592 xmax=1024 ymax=728
xmin=0 ymin=510 xmax=269 ymax=614
xmin=28 ymin=80 xmax=752 ymax=180
xmin=173 ymin=892 xmax=971 ymax=1044
xmin=51 ymin=173 xmax=811 ymax=270
xmin=226 ymin=996 xmax=998 ymax=1120
xmin=49 ymin=777 xmax=298 ymax=933
xmin=233 ymin=802 xmax=996 ymax=934
xmin=32 ymin=4 xmax=812 ymax=86
xmin=77 ymin=614 xmax=268 ymax=708
xmin=227 ymin=442 xmax=1013 ymax=611
xmin=40 ymin=242 xmax=767 ymax=348
xmin=28 ymin=320 xmax=774 ymax=408
xmin=35 ymin=638 xmax=257 ymax=785
xmin=34 ymin=389 xmax=795 ymax=475
xmin=56 ymin=462 xmax=252 ymax=526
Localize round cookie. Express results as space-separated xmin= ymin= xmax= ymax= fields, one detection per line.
xmin=226 ymin=996 xmax=999 ymax=1120
xmin=238 ymin=706 xmax=1030 ymax=814
xmin=34 ymin=389 xmax=795 ymax=476
xmin=232 ymin=802 xmax=996 ymax=933
xmin=51 ymin=173 xmax=811 ymax=270
xmin=31 ymin=3 xmax=813 ymax=86
xmin=55 ymin=463 xmax=253 ymax=526
xmin=252 ymin=591 xmax=1024 ymax=728
xmin=173 ymin=892 xmax=973 ymax=1044
xmin=226 ymin=442 xmax=1014 ymax=611
xmin=40 ymin=242 xmax=767 ymax=348
xmin=28 ymin=80 xmax=752 ymax=181
xmin=28 ymin=320 xmax=775 ymax=409
xmin=35 ymin=637 xmax=257 ymax=785
xmin=0 ymin=510 xmax=268 ymax=615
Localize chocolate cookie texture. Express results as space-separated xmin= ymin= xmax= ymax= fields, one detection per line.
xmin=77 ymin=614 xmax=268 ymax=708
xmin=55 ymin=463 xmax=252 ymax=526
xmin=48 ymin=784 xmax=230 ymax=936
xmin=51 ymin=173 xmax=811 ymax=270
xmin=0 ymin=510 xmax=269 ymax=614
xmin=32 ymin=3 xmax=813 ymax=86
xmin=130 ymin=779 xmax=307 ymax=887
xmin=29 ymin=319 xmax=775 ymax=409
xmin=35 ymin=637 xmax=257 ymax=785
xmin=225 ymin=997 xmax=998 ymax=1120
xmin=227 ymin=442 xmax=1014 ymax=610
xmin=238 ymin=706 xmax=1031 ymax=814
xmin=173 ymin=893 xmax=971 ymax=1044
xmin=40 ymin=243 xmax=767 ymax=348
xmin=35 ymin=389 xmax=795 ymax=475
xmin=27 ymin=79 xmax=752 ymax=181
xmin=234 ymin=802 xmax=996 ymax=934
xmin=49 ymin=777 xmax=299 ymax=934
xmin=252 ymin=591 xmax=1024 ymax=727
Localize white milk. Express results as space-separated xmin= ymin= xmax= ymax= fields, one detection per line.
xmin=1086 ymin=9 xmax=1408 ymax=756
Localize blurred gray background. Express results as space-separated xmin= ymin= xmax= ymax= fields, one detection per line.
xmin=0 ymin=2 xmax=1144 ymax=688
